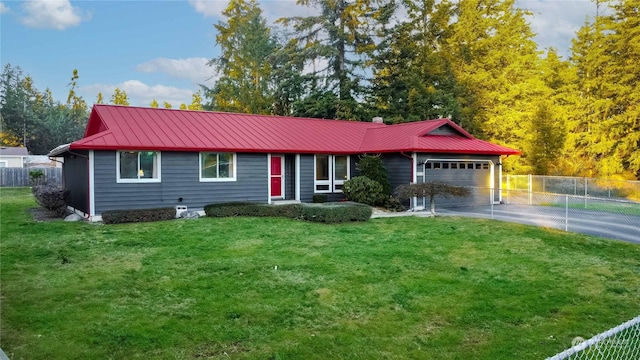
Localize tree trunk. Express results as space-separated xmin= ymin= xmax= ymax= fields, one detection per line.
xmin=430 ymin=195 xmax=436 ymax=216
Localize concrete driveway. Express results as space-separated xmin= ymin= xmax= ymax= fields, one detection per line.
xmin=372 ymin=204 xmax=640 ymax=244
xmin=436 ymin=204 xmax=640 ymax=244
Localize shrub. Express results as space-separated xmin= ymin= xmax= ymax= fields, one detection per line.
xmin=357 ymin=155 xmax=391 ymax=195
xmin=32 ymin=185 xmax=69 ymax=216
xmin=204 ymin=202 xmax=303 ymax=218
xmin=381 ymin=196 xmax=405 ymax=212
xmin=395 ymin=181 xmax=470 ymax=215
xmin=203 ymin=202 xmax=371 ymax=223
xmin=342 ymin=176 xmax=386 ymax=206
xmin=300 ymin=202 xmax=372 ymax=223
xmin=312 ymin=194 xmax=327 ymax=203
xmin=29 ymin=169 xmax=45 ymax=186
xmin=102 ymin=207 xmax=175 ymax=224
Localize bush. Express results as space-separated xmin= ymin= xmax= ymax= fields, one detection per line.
xmin=32 ymin=185 xmax=69 ymax=216
xmin=300 ymin=202 xmax=372 ymax=223
xmin=204 ymin=202 xmax=302 ymax=218
xmin=342 ymin=176 xmax=386 ymax=206
xmin=312 ymin=194 xmax=327 ymax=203
xmin=29 ymin=169 xmax=45 ymax=186
xmin=381 ymin=196 xmax=405 ymax=212
xmin=357 ymin=155 xmax=391 ymax=195
xmin=395 ymin=181 xmax=470 ymax=215
xmin=203 ymin=202 xmax=371 ymax=223
xmin=102 ymin=207 xmax=176 ymax=224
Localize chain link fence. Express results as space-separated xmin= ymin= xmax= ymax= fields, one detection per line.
xmin=546 ymin=315 xmax=640 ymax=360
xmin=434 ymin=186 xmax=640 ymax=243
xmin=505 ymin=175 xmax=640 ymax=202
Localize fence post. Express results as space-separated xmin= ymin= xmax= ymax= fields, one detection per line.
xmin=506 ymin=175 xmax=510 ymax=204
xmin=584 ymin=178 xmax=588 ymax=209
xmin=528 ymin=174 xmax=533 ymax=205
xmin=491 ymin=188 xmax=494 ymax=220
xmin=565 ymin=195 xmax=568 ymax=232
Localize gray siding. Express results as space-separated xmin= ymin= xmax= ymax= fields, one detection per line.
xmin=429 ymin=124 xmax=459 ymax=135
xmin=64 ymin=151 xmax=89 ymax=213
xmin=284 ymin=154 xmax=295 ymax=200
xmin=299 ymin=154 xmax=315 ymax=202
xmin=381 ymin=153 xmax=412 ymax=194
xmin=93 ymin=151 xmax=268 ymax=214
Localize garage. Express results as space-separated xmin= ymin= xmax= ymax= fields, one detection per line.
xmin=413 ymin=157 xmax=500 ymax=210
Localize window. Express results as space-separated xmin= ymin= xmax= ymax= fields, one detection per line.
xmin=315 ymin=155 xmax=350 ymax=192
xmin=117 ymin=151 xmax=160 ymax=182
xmin=200 ymin=152 xmax=236 ymax=181
xmin=333 ymin=155 xmax=348 ymax=191
xmin=0 ymin=161 xmax=7 ymax=168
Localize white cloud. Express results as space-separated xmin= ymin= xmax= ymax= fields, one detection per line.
xmin=136 ymin=57 xmax=217 ymax=86
xmin=516 ymin=0 xmax=596 ymax=57
xmin=188 ymin=0 xmax=227 ymax=18
xmin=189 ymin=0 xmax=317 ymax=24
xmin=20 ymin=0 xmax=90 ymax=30
xmin=79 ymin=80 xmax=195 ymax=108
xmin=0 ymin=2 xmax=10 ymax=14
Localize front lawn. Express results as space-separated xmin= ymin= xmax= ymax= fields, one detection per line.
xmin=1 ymin=187 xmax=639 ymax=359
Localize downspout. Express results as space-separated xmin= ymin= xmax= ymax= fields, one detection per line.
xmin=400 ymin=151 xmax=413 ymax=182
xmin=400 ymin=151 xmax=417 ymax=210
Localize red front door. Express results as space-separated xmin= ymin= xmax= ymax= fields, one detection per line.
xmin=271 ymin=156 xmax=283 ymax=197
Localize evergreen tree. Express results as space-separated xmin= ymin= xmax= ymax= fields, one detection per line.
xmin=445 ymin=0 xmax=547 ymax=172
xmin=110 ymin=88 xmax=130 ymax=106
xmin=279 ymin=0 xmax=385 ymax=120
xmin=207 ymin=0 xmax=277 ymax=114
xmin=369 ymin=0 xmax=460 ymax=123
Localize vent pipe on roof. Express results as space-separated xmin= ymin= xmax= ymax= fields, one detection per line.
xmin=372 ymin=117 xmax=384 ymax=124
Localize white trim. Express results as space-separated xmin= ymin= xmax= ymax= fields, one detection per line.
xmin=0 ymin=160 xmax=7 ymax=168
xmin=497 ymin=159 xmax=503 ymax=203
xmin=412 ymin=152 xmax=418 ymax=210
xmin=198 ymin=152 xmax=237 ymax=182
xmin=314 ymin=154 xmax=350 ymax=194
xmin=295 ymin=154 xmax=300 ymax=201
xmin=267 ymin=154 xmax=272 ymax=204
xmin=89 ymin=150 xmax=96 ymax=218
xmin=314 ymin=154 xmax=332 ymax=193
xmin=66 ymin=206 xmax=102 ymax=222
xmin=116 ymin=151 xmax=162 ymax=183
xmin=332 ymin=155 xmax=350 ymax=192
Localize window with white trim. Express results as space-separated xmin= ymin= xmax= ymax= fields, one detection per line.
xmin=117 ymin=151 xmax=161 ymax=182
xmin=200 ymin=152 xmax=236 ymax=181
xmin=0 ymin=161 xmax=7 ymax=168
xmin=315 ymin=155 xmax=350 ymax=193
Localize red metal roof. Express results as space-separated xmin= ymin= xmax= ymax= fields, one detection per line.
xmin=67 ymin=105 xmax=520 ymax=156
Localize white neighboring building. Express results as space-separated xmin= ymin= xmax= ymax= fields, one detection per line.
xmin=0 ymin=147 xmax=28 ymax=168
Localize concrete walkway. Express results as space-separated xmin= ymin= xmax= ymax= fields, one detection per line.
xmin=371 ymin=205 xmax=640 ymax=244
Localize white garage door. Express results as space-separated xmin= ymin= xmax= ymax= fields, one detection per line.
xmin=419 ymin=160 xmax=493 ymax=208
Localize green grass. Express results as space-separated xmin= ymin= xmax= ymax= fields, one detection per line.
xmin=2 ymin=187 xmax=639 ymax=359
xmin=543 ymin=200 xmax=640 ymax=216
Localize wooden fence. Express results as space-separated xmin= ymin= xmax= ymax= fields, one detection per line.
xmin=0 ymin=168 xmax=62 ymax=187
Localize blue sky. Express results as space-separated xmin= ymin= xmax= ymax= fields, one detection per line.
xmin=1 ymin=0 xmax=598 ymax=107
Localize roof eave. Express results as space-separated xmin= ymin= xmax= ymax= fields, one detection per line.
xmin=48 ymin=143 xmax=71 ymax=157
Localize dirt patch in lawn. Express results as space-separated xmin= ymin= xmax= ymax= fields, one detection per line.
xmin=29 ymin=207 xmax=63 ymax=222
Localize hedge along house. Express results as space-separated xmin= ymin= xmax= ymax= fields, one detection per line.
xmin=48 ymin=105 xmax=520 ymax=221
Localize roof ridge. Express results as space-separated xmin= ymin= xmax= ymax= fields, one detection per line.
xmin=94 ymin=104 xmax=386 ymax=126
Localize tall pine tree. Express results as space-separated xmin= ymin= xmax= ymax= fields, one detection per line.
xmin=207 ymin=0 xmax=277 ymax=114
